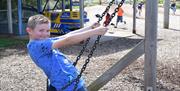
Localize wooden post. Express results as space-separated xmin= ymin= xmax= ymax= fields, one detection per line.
xmin=7 ymin=0 xmax=13 ymax=34
xmin=99 ymin=0 xmax=102 ymax=5
xmin=133 ymin=0 xmax=137 ymax=34
xmin=144 ymin=0 xmax=157 ymax=90
xmin=80 ymin=0 xmax=84 ymax=28
xmin=88 ymin=40 xmax=145 ymax=91
xmin=163 ymin=0 xmax=170 ymax=29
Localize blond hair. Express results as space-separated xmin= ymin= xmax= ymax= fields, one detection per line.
xmin=27 ymin=14 xmax=50 ymax=29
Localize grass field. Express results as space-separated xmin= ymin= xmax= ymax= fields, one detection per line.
xmin=0 ymin=37 xmax=28 ymax=48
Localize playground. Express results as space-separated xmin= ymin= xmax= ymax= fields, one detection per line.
xmin=0 ymin=1 xmax=180 ymax=91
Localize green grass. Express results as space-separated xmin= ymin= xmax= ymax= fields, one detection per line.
xmin=158 ymin=0 xmax=180 ymax=9
xmin=0 ymin=37 xmax=28 ymax=48
xmin=177 ymin=2 xmax=180 ymax=9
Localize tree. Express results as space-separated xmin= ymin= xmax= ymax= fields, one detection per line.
xmin=99 ymin=0 xmax=102 ymax=5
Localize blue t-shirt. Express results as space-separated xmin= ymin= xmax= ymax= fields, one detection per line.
xmin=27 ymin=38 xmax=84 ymax=91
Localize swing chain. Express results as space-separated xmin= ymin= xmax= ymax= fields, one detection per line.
xmin=73 ymin=35 xmax=102 ymax=91
xmin=62 ymin=0 xmax=125 ymax=90
xmin=72 ymin=0 xmax=115 ymax=67
xmin=97 ymin=0 xmax=115 ymax=23
xmin=105 ymin=0 xmax=125 ymax=26
xmin=62 ymin=36 xmax=101 ymax=91
xmin=73 ymin=1 xmax=126 ymax=90
xmin=73 ymin=38 xmax=91 ymax=66
xmin=73 ymin=0 xmax=115 ymax=67
xmin=72 ymin=1 xmax=117 ymax=89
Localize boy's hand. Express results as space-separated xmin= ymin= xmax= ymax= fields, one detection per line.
xmin=91 ymin=22 xmax=100 ymax=29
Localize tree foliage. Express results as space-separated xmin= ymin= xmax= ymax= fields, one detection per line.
xmin=0 ymin=0 xmax=47 ymax=10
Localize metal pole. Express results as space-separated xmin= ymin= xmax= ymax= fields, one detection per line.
xmin=163 ymin=0 xmax=170 ymax=29
xmin=144 ymin=0 xmax=158 ymax=90
xmin=37 ymin=0 xmax=42 ymax=13
xmin=80 ymin=0 xmax=84 ymax=28
xmin=133 ymin=0 xmax=137 ymax=34
xmin=62 ymin=0 xmax=65 ymax=11
xmin=18 ymin=0 xmax=23 ymax=35
xmin=70 ymin=0 xmax=72 ymax=11
xmin=7 ymin=0 xmax=13 ymax=34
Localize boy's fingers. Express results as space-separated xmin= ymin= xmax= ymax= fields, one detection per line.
xmin=94 ymin=22 xmax=100 ymax=26
xmin=92 ymin=23 xmax=100 ymax=29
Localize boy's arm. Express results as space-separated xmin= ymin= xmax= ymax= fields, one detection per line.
xmin=52 ymin=27 xmax=108 ymax=49
xmin=67 ymin=26 xmax=91 ymax=35
xmin=55 ymin=23 xmax=100 ymax=38
xmin=52 ymin=22 xmax=101 ymax=46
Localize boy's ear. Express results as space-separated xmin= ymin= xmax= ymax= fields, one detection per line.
xmin=26 ymin=27 xmax=32 ymax=34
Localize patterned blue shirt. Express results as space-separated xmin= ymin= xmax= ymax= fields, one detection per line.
xmin=27 ymin=38 xmax=84 ymax=91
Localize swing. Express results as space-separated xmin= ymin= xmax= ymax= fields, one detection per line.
xmin=47 ymin=0 xmax=126 ymax=90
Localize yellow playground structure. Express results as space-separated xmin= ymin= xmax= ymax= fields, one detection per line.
xmin=42 ymin=0 xmax=89 ymax=35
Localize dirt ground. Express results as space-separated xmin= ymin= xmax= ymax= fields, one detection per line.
xmin=0 ymin=4 xmax=180 ymax=91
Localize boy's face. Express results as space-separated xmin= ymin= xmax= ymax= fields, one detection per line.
xmin=28 ymin=23 xmax=51 ymax=40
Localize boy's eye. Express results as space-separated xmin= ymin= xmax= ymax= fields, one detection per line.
xmin=39 ymin=29 xmax=44 ymax=32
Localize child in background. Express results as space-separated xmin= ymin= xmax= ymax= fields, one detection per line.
xmin=26 ymin=14 xmax=108 ymax=91
xmin=115 ymin=7 xmax=126 ymax=28
xmin=170 ymin=2 xmax=176 ymax=15
xmin=137 ymin=1 xmax=144 ymax=17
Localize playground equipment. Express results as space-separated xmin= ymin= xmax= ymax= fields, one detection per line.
xmin=42 ymin=0 xmax=89 ymax=35
xmin=55 ymin=0 xmax=127 ymax=90
xmin=62 ymin=0 xmax=158 ymax=90
xmin=37 ymin=0 xmax=158 ymax=90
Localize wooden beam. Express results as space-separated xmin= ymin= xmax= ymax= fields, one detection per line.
xmin=144 ymin=0 xmax=158 ymax=90
xmin=87 ymin=40 xmax=145 ymax=91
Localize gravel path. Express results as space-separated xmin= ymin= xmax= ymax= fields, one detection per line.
xmin=0 ymin=4 xmax=180 ymax=91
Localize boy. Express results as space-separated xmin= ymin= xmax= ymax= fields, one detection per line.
xmin=26 ymin=14 xmax=108 ymax=91
xmin=115 ymin=7 xmax=126 ymax=28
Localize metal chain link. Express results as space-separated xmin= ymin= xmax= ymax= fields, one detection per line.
xmin=73 ymin=38 xmax=91 ymax=66
xmin=61 ymin=0 xmax=126 ymax=90
xmin=73 ymin=35 xmax=102 ymax=91
xmin=73 ymin=0 xmax=116 ymax=67
xmin=104 ymin=0 xmax=125 ymax=27
xmin=97 ymin=0 xmax=115 ymax=23
xmin=74 ymin=0 xmax=126 ymax=90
